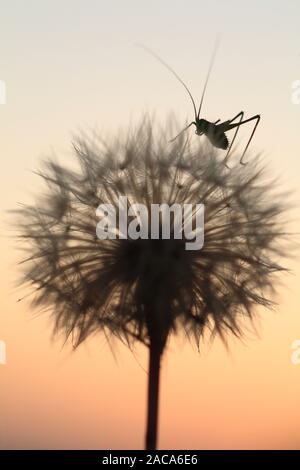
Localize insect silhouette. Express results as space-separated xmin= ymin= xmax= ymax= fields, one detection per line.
xmin=138 ymin=42 xmax=260 ymax=166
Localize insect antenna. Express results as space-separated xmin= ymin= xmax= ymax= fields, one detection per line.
xmin=137 ymin=43 xmax=197 ymax=120
xmin=197 ymin=35 xmax=221 ymax=119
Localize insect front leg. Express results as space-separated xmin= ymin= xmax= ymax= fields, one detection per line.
xmin=169 ymin=122 xmax=195 ymax=143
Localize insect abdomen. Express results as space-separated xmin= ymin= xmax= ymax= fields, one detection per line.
xmin=207 ymin=125 xmax=229 ymax=150
xmin=215 ymin=133 xmax=229 ymax=150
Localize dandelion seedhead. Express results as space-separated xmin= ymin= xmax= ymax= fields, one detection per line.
xmin=16 ymin=118 xmax=288 ymax=354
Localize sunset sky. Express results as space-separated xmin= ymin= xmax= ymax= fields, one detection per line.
xmin=1 ymin=0 xmax=300 ymax=449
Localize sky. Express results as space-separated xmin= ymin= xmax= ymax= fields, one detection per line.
xmin=0 ymin=0 xmax=300 ymax=449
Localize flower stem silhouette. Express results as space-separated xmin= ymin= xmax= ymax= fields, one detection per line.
xmin=15 ymin=118 xmax=289 ymax=450
xmin=146 ymin=339 xmax=161 ymax=450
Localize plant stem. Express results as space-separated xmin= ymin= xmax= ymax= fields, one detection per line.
xmin=145 ymin=340 xmax=162 ymax=450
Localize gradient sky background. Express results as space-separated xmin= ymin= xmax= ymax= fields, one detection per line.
xmin=1 ymin=0 xmax=300 ymax=449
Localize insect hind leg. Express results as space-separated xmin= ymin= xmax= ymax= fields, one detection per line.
xmin=223 ymin=111 xmax=244 ymax=167
xmin=239 ymin=115 xmax=260 ymax=165
xmin=226 ymin=114 xmax=261 ymax=165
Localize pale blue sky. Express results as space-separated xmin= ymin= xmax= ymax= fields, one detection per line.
xmin=1 ymin=1 xmax=299 ymax=195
